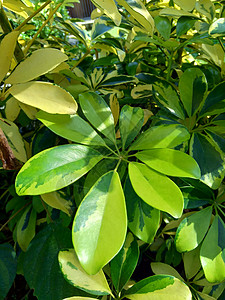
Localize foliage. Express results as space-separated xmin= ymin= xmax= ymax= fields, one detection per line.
xmin=0 ymin=0 xmax=225 ymax=299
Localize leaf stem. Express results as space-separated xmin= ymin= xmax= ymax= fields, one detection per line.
xmin=16 ymin=0 xmax=52 ymax=32
xmin=41 ymin=198 xmax=53 ymax=223
xmin=166 ymin=52 xmax=174 ymax=81
xmin=24 ymin=2 xmax=62 ymax=55
xmin=0 ymin=200 xmax=32 ymax=232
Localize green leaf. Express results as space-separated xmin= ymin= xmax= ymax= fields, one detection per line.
xmin=183 ymin=247 xmax=201 ymax=279
xmin=116 ymin=0 xmax=154 ymax=35
xmin=15 ymin=144 xmax=103 ymax=195
xmin=23 ymin=223 xmax=85 ymax=300
xmin=151 ymin=262 xmax=184 ymax=281
xmin=91 ymin=19 xmax=113 ymax=40
xmin=0 ymin=244 xmax=17 ymax=300
xmin=153 ymin=79 xmax=186 ymax=119
xmin=37 ymin=111 xmax=106 ymax=147
xmin=136 ymin=149 xmax=201 ymax=179
xmin=160 ymin=7 xmax=196 ymax=17
xmin=72 ymin=171 xmax=127 ymax=274
xmin=129 ymin=162 xmax=183 ymax=218
xmin=195 ymin=0 xmax=215 ymax=21
xmin=58 ymin=249 xmax=112 ymax=295
xmin=41 ymin=191 xmax=73 ymax=216
xmin=9 ymin=81 xmax=78 ymax=115
xmin=176 ymin=17 xmax=196 ymax=37
xmin=199 ymin=82 xmax=225 ymax=117
xmin=100 ymin=75 xmax=138 ymax=87
xmin=179 ymin=68 xmax=208 ymax=117
xmin=124 ymin=275 xmax=192 ymax=299
xmin=125 ymin=177 xmax=160 ymax=243
xmin=0 ymin=31 xmax=19 ymax=83
xmin=155 ymin=16 xmax=171 ymax=40
xmin=206 ymin=127 xmax=225 ymax=154
xmin=190 ymin=133 xmax=225 ymax=189
xmin=17 ymin=205 xmax=37 ymax=251
xmin=6 ymin=48 xmax=68 ymax=84
xmin=129 ymin=124 xmax=190 ymax=151
xmin=200 ymin=215 xmax=225 ymax=283
xmin=111 ymin=232 xmax=139 ymax=292
xmin=175 ymin=206 xmax=212 ymax=252
xmin=79 ymin=92 xmax=116 ymax=143
xmin=119 ymin=105 xmax=144 ymax=150
xmin=209 ymin=18 xmax=225 ymax=37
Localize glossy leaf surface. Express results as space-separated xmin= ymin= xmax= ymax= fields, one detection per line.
xmin=136 ymin=148 xmax=201 ymax=178
xmin=15 ymin=144 xmax=103 ymax=195
xmin=129 ymin=162 xmax=183 ymax=218
xmin=129 ymin=124 xmax=190 ymax=151
xmin=10 ymin=81 xmax=78 ymax=114
xmin=151 ymin=262 xmax=184 ymax=281
xmin=72 ymin=171 xmax=127 ymax=274
xmin=37 ymin=111 xmax=106 ymax=146
xmin=41 ymin=191 xmax=73 ymax=216
xmin=119 ymin=105 xmax=144 ymax=150
xmin=200 ymin=215 xmax=225 ymax=283
xmin=111 ymin=232 xmax=139 ymax=292
xmin=79 ymin=92 xmax=116 ymax=143
xmin=175 ymin=206 xmax=212 ymax=252
xmin=124 ymin=275 xmax=192 ymax=300
xmin=183 ymin=247 xmax=201 ymax=279
xmin=23 ymin=223 xmax=84 ymax=300
xmin=58 ymin=249 xmax=112 ymax=295
xmin=6 ymin=48 xmax=68 ymax=84
xmin=179 ymin=68 xmax=208 ymax=117
xmin=125 ymin=177 xmax=160 ymax=243
xmin=190 ymin=133 xmax=225 ymax=189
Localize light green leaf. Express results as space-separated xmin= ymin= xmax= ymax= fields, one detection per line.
xmin=209 ymin=18 xmax=225 ymax=37
xmin=129 ymin=124 xmax=190 ymax=151
xmin=119 ymin=105 xmax=144 ymax=150
xmin=195 ymin=0 xmax=215 ymax=21
xmin=183 ymin=247 xmax=201 ymax=279
xmin=125 ymin=177 xmax=160 ymax=244
xmin=15 ymin=144 xmax=103 ymax=195
xmin=136 ymin=149 xmax=201 ymax=179
xmin=58 ymin=249 xmax=112 ymax=295
xmin=6 ymin=48 xmax=68 ymax=84
xmin=2 ymin=0 xmax=33 ymax=18
xmin=179 ymin=68 xmax=208 ymax=117
xmin=111 ymin=232 xmax=139 ymax=292
xmin=160 ymin=7 xmax=196 ymax=17
xmin=5 ymin=97 xmax=20 ymax=121
xmin=17 ymin=205 xmax=36 ymax=251
xmin=200 ymin=215 xmax=225 ymax=283
xmin=0 ymin=31 xmax=19 ymax=83
xmin=36 ymin=111 xmax=106 ymax=147
xmin=153 ymin=80 xmax=185 ymax=119
xmin=151 ymin=262 xmax=184 ymax=281
xmin=41 ymin=191 xmax=73 ymax=216
xmin=202 ymin=44 xmax=225 ymax=70
xmin=90 ymin=0 xmax=121 ymax=26
xmin=174 ymin=0 xmax=196 ymax=11
xmin=175 ymin=206 xmax=212 ymax=252
xmin=117 ymin=0 xmax=154 ymax=35
xmin=73 ymin=171 xmax=127 ymax=275
xmin=63 ymin=298 xmax=98 ymax=300
xmin=0 ymin=118 xmax=27 ymax=162
xmin=124 ymin=275 xmax=192 ymax=300
xmin=129 ymin=162 xmax=183 ymax=218
xmin=190 ymin=133 xmax=225 ymax=189
xmin=79 ymin=92 xmax=116 ymax=143
xmin=9 ymin=81 xmax=78 ymax=115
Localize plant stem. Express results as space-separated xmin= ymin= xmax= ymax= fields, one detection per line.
xmin=71 ymin=48 xmax=91 ymax=71
xmin=41 ymin=198 xmax=53 ymax=223
xmin=0 ymin=200 xmax=32 ymax=232
xmin=24 ymin=2 xmax=62 ymax=55
xmin=166 ymin=52 xmax=173 ymax=81
xmin=16 ymin=0 xmax=52 ymax=31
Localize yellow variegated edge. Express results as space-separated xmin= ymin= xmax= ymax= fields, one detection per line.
xmin=58 ymin=249 xmax=112 ymax=296
xmin=41 ymin=191 xmax=73 ymax=216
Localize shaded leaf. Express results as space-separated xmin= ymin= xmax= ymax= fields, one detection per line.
xmin=41 ymin=191 xmax=73 ymax=216
xmin=151 ymin=262 xmax=184 ymax=281
xmin=183 ymin=247 xmax=201 ymax=279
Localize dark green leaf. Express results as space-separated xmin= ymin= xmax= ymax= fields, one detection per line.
xmin=155 ymin=16 xmax=171 ymax=40
xmin=176 ymin=16 xmax=196 ymax=37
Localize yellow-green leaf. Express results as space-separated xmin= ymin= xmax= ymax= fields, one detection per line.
xmin=6 ymin=48 xmax=68 ymax=84
xmin=41 ymin=191 xmax=73 ymax=216
xmin=5 ymin=97 xmax=20 ymax=121
xmin=59 ymin=249 xmax=112 ymax=296
xmin=0 ymin=31 xmax=19 ymax=83
xmin=173 ymin=0 xmax=196 ymax=11
xmin=90 ymin=0 xmax=121 ymax=26
xmin=151 ymin=262 xmax=184 ymax=281
xmin=9 ymin=81 xmax=78 ymax=114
